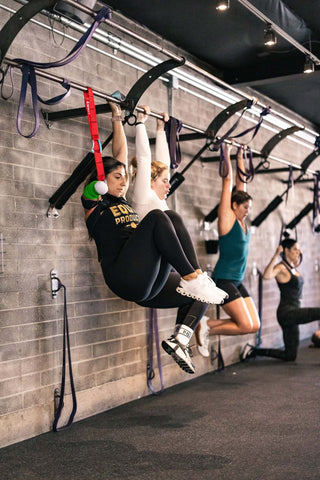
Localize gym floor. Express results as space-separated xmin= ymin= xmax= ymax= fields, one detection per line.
xmin=1 ymin=340 xmax=319 ymax=480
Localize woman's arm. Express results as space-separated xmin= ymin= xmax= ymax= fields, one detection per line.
xmin=263 ymin=245 xmax=284 ymax=280
xmin=109 ymin=101 xmax=127 ymax=167
xmin=132 ymin=106 xmax=152 ymax=202
xmin=217 ymin=143 xmax=235 ymax=235
xmin=155 ymin=113 xmax=170 ymax=173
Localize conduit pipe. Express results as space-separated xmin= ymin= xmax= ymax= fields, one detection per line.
xmin=8 ymin=0 xmax=319 ymax=142
xmin=2 ymin=57 xmax=317 ymax=176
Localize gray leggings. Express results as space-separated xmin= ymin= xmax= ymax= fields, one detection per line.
xmin=254 ymin=305 xmax=320 ymax=361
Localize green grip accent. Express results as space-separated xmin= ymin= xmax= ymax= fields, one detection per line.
xmin=83 ymin=181 xmax=99 ymax=200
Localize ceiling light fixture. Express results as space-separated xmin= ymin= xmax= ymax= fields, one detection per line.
xmin=264 ymin=23 xmax=277 ymax=46
xmin=303 ymin=56 xmax=314 ymax=74
xmin=216 ymin=0 xmax=230 ymax=11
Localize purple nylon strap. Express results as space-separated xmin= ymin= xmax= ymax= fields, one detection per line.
xmin=8 ymin=7 xmax=111 ymax=138
xmin=218 ymin=105 xmax=271 ymax=181
xmin=212 ymin=99 xmax=254 ymax=150
xmin=214 ymin=104 xmax=270 ymax=154
xmin=164 ymin=116 xmax=183 ymax=169
xmin=236 ymin=146 xmax=254 ymax=183
xmin=229 ymin=106 xmax=270 ymax=143
xmin=147 ymin=308 xmax=164 ymax=395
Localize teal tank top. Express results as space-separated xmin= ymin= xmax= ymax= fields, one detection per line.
xmin=213 ymin=220 xmax=250 ymax=282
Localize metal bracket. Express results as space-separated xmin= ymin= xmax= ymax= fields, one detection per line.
xmin=300 ymin=149 xmax=320 ymax=173
xmin=206 ymin=99 xmax=251 ymax=140
xmin=260 ymin=125 xmax=304 ymax=160
xmin=0 ymin=0 xmax=57 ymax=67
xmin=48 ymin=57 xmax=185 ymax=211
xmin=54 ymin=387 xmax=63 ymax=415
xmin=286 ymin=203 xmax=314 ymax=230
xmin=50 ymin=269 xmax=59 ymax=298
xmin=46 ymin=205 xmax=60 ymax=218
xmin=41 ymin=109 xmax=53 ymax=129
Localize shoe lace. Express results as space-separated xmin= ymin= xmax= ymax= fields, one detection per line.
xmin=203 ymin=271 xmax=215 ymax=285
xmin=185 ymin=344 xmax=193 ymax=358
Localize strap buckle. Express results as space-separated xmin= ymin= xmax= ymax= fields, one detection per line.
xmin=91 ymin=139 xmax=102 ymax=154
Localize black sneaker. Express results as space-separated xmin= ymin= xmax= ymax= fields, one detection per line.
xmin=162 ymin=336 xmax=195 ymax=374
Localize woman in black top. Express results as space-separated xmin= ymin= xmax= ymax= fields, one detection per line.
xmin=82 ymin=101 xmax=227 ymax=374
xmin=241 ymin=238 xmax=320 ymax=361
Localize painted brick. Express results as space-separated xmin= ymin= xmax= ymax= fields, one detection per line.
xmin=1 ymin=0 xmax=320 ymax=449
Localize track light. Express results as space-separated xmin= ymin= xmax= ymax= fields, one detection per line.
xmin=264 ymin=23 xmax=277 ymax=46
xmin=216 ymin=0 xmax=230 ymax=11
xmin=303 ymin=56 xmax=314 ymax=74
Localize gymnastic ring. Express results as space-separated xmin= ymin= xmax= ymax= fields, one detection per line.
xmin=125 ymin=113 xmax=137 ymax=126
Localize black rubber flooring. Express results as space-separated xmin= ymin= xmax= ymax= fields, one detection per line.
xmin=1 ymin=340 xmax=319 ymax=480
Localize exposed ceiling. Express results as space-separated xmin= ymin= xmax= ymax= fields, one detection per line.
xmin=101 ymin=0 xmax=320 ymax=131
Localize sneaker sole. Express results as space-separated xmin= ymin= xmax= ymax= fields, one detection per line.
xmin=176 ymin=286 xmax=225 ymax=305
xmin=161 ymin=341 xmax=195 ymax=374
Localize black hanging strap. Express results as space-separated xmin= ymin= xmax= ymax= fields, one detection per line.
xmin=52 ymin=279 xmax=77 ymax=432
xmin=147 ymin=308 xmax=164 ymax=395
xmin=312 ymin=172 xmax=320 ymax=233
xmin=210 ymin=305 xmax=225 ymax=371
xmin=255 ymin=269 xmax=263 ymax=347
xmin=164 ymin=116 xmax=183 ymax=169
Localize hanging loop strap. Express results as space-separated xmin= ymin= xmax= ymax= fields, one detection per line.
xmin=229 ymin=106 xmax=271 ymax=143
xmin=218 ymin=142 xmax=229 ymax=178
xmin=83 ymin=87 xmax=105 ymax=181
xmin=213 ymin=100 xmax=253 ymax=150
xmin=52 ymin=279 xmax=77 ymax=432
xmin=255 ymin=269 xmax=263 ymax=347
xmin=147 ymin=308 xmax=164 ymax=395
xmin=214 ymin=104 xmax=270 ymax=151
xmin=164 ymin=116 xmax=183 ymax=169
xmin=284 ymin=165 xmax=294 ymax=205
xmin=210 ymin=306 xmax=225 ymax=371
xmin=11 ymin=7 xmax=111 ymax=138
xmin=236 ymin=145 xmax=255 ymax=183
xmin=312 ymin=172 xmax=320 ymax=233
xmin=0 ymin=64 xmax=14 ymax=100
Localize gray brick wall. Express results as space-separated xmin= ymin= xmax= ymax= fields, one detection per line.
xmin=1 ymin=0 xmax=319 ymax=447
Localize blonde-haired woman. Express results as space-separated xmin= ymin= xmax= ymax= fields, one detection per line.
xmin=128 ymin=105 xmax=171 ymax=218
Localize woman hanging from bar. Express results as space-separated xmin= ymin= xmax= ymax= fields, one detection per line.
xmin=81 ymin=100 xmax=228 ymax=374
xmin=129 ymin=105 xmax=205 ymax=277
xmin=240 ymin=237 xmax=320 ymax=362
xmin=128 ymin=105 xmax=212 ymax=362
xmin=128 ymin=105 xmax=171 ymax=219
xmin=196 ymin=142 xmax=260 ymax=357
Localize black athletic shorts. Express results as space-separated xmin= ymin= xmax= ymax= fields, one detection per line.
xmin=214 ymin=278 xmax=250 ymax=305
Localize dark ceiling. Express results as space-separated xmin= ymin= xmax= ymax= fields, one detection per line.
xmin=102 ymin=0 xmax=320 ymax=130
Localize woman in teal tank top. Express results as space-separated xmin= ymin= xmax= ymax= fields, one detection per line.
xmin=196 ymin=143 xmax=260 ymax=357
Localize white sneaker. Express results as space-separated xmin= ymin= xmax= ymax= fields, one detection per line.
xmin=176 ymin=272 xmax=228 ymax=305
xmin=195 ymin=316 xmax=210 ymax=357
xmin=239 ymin=343 xmax=255 ymax=362
xmin=161 ymin=336 xmax=195 ymax=374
